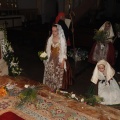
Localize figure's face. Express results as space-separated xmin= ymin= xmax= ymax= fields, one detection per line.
xmin=60 ymin=15 xmax=65 ymax=21
xmin=52 ymin=26 xmax=58 ymax=37
xmin=104 ymin=22 xmax=111 ymax=31
xmin=98 ymin=64 xmax=105 ymax=73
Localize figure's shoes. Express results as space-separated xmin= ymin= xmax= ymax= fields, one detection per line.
xmin=117 ymin=72 xmax=120 ymax=74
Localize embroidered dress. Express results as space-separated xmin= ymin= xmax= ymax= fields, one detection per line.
xmin=92 ymin=42 xmax=108 ymax=62
xmin=43 ymin=41 xmax=64 ymax=90
xmin=43 ymin=24 xmax=72 ymax=90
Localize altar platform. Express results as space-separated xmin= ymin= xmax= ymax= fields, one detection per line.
xmin=0 ymin=76 xmax=120 ymax=120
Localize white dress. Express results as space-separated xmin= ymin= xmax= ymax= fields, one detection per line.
xmin=98 ymin=74 xmax=120 ymax=105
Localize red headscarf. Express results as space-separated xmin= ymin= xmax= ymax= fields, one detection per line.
xmin=55 ymin=12 xmax=65 ymax=23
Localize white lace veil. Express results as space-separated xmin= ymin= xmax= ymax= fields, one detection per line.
xmin=56 ymin=24 xmax=66 ymax=40
xmin=45 ymin=24 xmax=67 ymax=70
xmin=99 ymin=21 xmax=114 ymax=40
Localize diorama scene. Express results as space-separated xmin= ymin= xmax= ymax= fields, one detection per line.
xmin=0 ymin=0 xmax=120 ymax=119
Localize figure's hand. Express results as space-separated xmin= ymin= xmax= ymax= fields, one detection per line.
xmin=43 ymin=60 xmax=47 ymax=65
xmin=118 ymin=81 xmax=120 ymax=85
xmin=59 ymin=59 xmax=65 ymax=69
xmin=71 ymin=28 xmax=74 ymax=33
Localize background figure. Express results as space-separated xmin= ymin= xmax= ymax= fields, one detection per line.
xmin=0 ymin=31 xmax=8 ymax=76
xmin=88 ymin=21 xmax=115 ymax=66
xmin=114 ymin=32 xmax=120 ymax=74
xmin=43 ymin=24 xmax=72 ymax=91
xmin=55 ymin=12 xmax=72 ymax=49
xmin=91 ymin=59 xmax=120 ymax=105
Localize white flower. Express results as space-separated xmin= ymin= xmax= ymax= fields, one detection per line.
xmin=10 ymin=62 xmax=17 ymax=67
xmin=6 ymin=83 xmax=17 ymax=90
xmin=40 ymin=52 xmax=47 ymax=58
xmin=30 ymin=85 xmax=35 ymax=89
xmin=100 ymin=44 xmax=105 ymax=49
xmin=24 ymin=85 xmax=29 ymax=88
xmin=71 ymin=94 xmax=76 ymax=98
xmin=81 ymin=98 xmax=84 ymax=102
xmin=9 ymin=46 xmax=14 ymax=52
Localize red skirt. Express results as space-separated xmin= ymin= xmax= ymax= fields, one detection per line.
xmin=62 ymin=60 xmax=72 ymax=89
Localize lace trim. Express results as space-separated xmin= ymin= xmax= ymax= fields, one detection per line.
xmin=52 ymin=41 xmax=60 ymax=48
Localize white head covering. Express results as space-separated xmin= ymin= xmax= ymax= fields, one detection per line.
xmin=56 ymin=24 xmax=66 ymax=40
xmin=99 ymin=21 xmax=114 ymax=41
xmin=45 ymin=24 xmax=67 ymax=70
xmin=91 ymin=59 xmax=115 ymax=84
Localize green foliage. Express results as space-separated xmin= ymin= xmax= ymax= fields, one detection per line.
xmin=17 ymin=87 xmax=38 ymax=107
xmin=85 ymin=95 xmax=103 ymax=106
xmin=85 ymin=83 xmax=104 ymax=106
xmin=93 ymin=29 xmax=107 ymax=43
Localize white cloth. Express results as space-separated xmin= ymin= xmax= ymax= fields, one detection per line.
xmin=91 ymin=59 xmax=120 ymax=105
xmin=98 ymin=78 xmax=120 ymax=105
xmin=99 ymin=21 xmax=114 ymax=42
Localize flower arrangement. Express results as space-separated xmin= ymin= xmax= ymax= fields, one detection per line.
xmin=93 ymin=29 xmax=107 ymax=43
xmin=16 ymin=84 xmax=46 ymax=108
xmin=67 ymin=48 xmax=88 ymax=62
xmin=84 ymin=95 xmax=103 ymax=106
xmin=0 ymin=83 xmax=18 ymax=97
xmin=0 ymin=25 xmax=22 ymax=77
xmin=57 ymin=90 xmax=103 ymax=106
xmin=17 ymin=85 xmax=38 ymax=107
xmin=57 ymin=90 xmax=79 ymax=101
xmin=38 ymin=51 xmax=48 ymax=61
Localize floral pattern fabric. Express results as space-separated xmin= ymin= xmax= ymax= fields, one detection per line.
xmin=44 ymin=43 xmax=64 ymax=90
